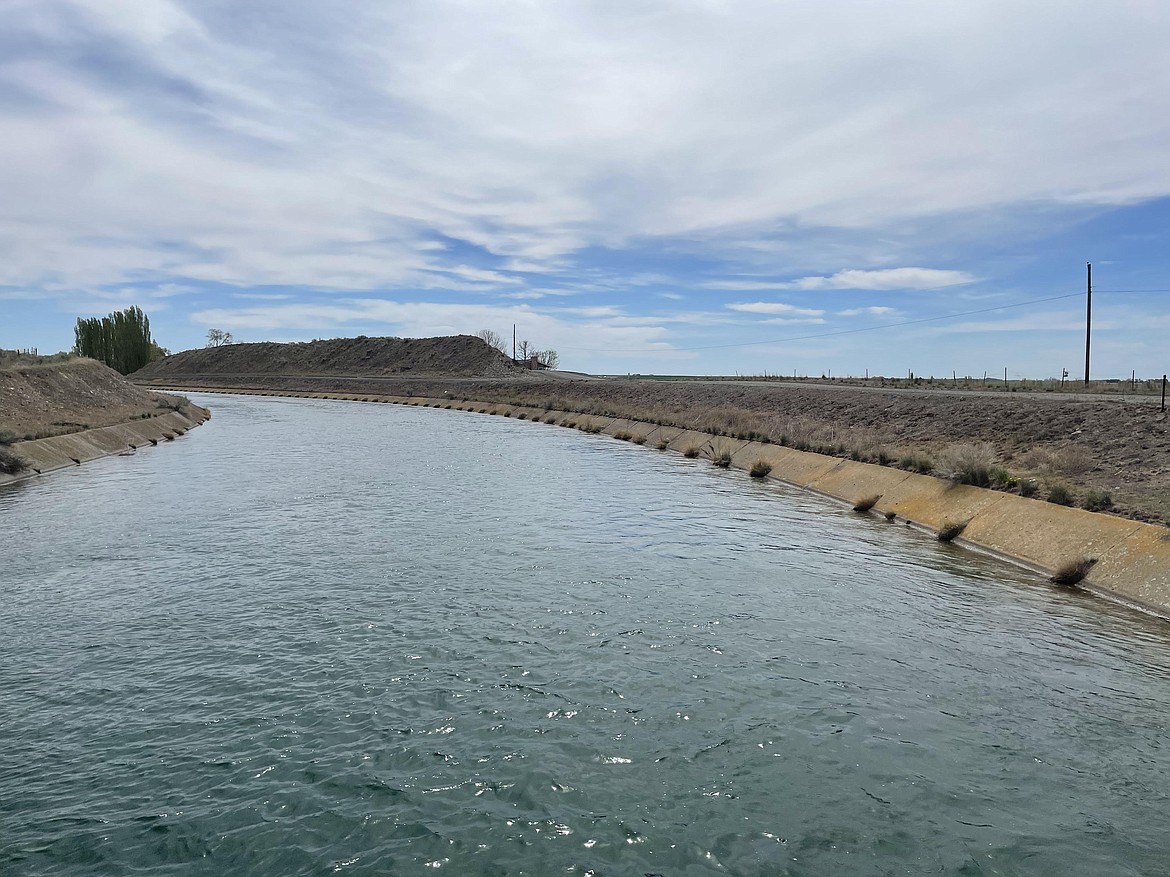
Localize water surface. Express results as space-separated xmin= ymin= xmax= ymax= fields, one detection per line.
xmin=2 ymin=394 xmax=1169 ymax=876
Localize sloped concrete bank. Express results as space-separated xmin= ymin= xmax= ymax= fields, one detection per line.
xmin=149 ymin=387 xmax=1170 ymax=619
xmin=0 ymin=405 xmax=211 ymax=488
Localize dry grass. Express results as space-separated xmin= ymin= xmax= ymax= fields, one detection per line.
xmin=1082 ymin=488 xmax=1113 ymax=512
xmin=1050 ymin=557 xmax=1098 ymax=586
xmin=749 ymin=459 xmax=772 ymax=478
xmin=683 ymin=445 xmax=701 ymax=459
xmin=937 ymin=519 xmax=969 ymax=542
xmin=1047 ymin=482 xmax=1075 ymax=506
xmin=935 ymin=442 xmax=997 ymax=487
xmin=852 ymin=495 xmax=880 ymax=512
xmin=707 ymin=441 xmax=734 ymax=468
xmin=0 ymin=447 xmax=28 ymax=475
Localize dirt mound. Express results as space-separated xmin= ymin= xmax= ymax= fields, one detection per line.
xmin=134 ymin=335 xmax=520 ymax=381
xmin=0 ymin=358 xmax=188 ymax=439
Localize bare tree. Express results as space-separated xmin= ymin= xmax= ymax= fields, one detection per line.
xmin=475 ymin=329 xmax=508 ymax=355
xmin=206 ymin=328 xmax=234 ymax=347
xmin=517 ymin=339 xmax=532 ymax=360
xmin=536 ymin=349 xmax=559 ymax=369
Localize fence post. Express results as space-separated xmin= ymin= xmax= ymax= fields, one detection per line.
xmin=1162 ymin=375 xmax=1167 ymax=413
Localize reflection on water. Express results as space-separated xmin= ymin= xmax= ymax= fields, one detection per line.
xmin=2 ymin=393 xmax=1169 ymax=876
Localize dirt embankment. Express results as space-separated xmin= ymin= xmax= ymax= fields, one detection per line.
xmin=133 ymin=334 xmax=522 ymax=382
xmin=1 ymin=358 xmax=195 ymax=440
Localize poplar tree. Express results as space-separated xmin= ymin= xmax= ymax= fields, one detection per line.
xmin=72 ymin=306 xmax=156 ymax=374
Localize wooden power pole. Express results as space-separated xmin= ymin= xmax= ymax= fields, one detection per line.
xmin=1084 ymin=262 xmax=1092 ymax=386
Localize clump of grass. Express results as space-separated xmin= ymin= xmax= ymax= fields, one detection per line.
xmin=1049 ymin=445 xmax=1094 ymax=476
xmin=516 ymin=412 xmax=528 ymax=419
xmin=749 ymin=459 xmax=772 ymax=478
xmin=852 ymin=494 xmax=880 ymax=512
xmin=562 ymin=420 xmax=577 ymax=429
xmin=0 ymin=447 xmax=28 ymax=475
xmin=544 ymin=417 xmax=557 ymax=424
xmin=683 ymin=446 xmax=701 ymax=459
xmin=931 ymin=446 xmax=996 ymax=488
xmin=632 ymin=435 xmax=647 ymax=445
xmin=937 ymin=519 xmax=968 ymax=542
xmin=989 ymin=467 xmax=1015 ymax=489
xmin=656 ymin=439 xmax=669 ymax=451
xmin=1047 ymin=482 xmax=1075 ymax=506
xmin=899 ymin=454 xmax=933 ymax=474
xmin=1018 ymin=479 xmax=1038 ymax=497
xmin=884 ymin=511 xmax=896 ymax=521
xmin=707 ymin=442 xmax=733 ymax=468
xmin=613 ymin=431 xmax=632 ymax=441
xmin=1050 ymin=557 xmax=1098 ymax=586
xmin=0 ymin=429 xmax=18 ymax=445
xmin=1082 ymin=489 xmax=1113 ymax=512
xmin=876 ymin=450 xmax=893 ymax=466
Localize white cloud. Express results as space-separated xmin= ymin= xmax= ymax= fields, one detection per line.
xmin=839 ymin=306 xmax=897 ymax=316
xmin=760 ymin=317 xmax=827 ymax=326
xmin=786 ymin=268 xmax=976 ymax=291
xmin=727 ymin=302 xmax=826 ymax=317
xmin=1 ymin=2 xmax=1167 ymax=295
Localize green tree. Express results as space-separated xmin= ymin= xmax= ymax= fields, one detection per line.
xmin=72 ymin=306 xmax=156 ymax=374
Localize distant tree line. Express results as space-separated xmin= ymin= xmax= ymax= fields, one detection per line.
xmin=476 ymin=329 xmax=559 ymax=369
xmin=73 ymin=306 xmax=167 ymax=374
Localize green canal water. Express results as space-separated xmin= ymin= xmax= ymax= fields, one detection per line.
xmin=2 ymin=393 xmax=1169 ymax=876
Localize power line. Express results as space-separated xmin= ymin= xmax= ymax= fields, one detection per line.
xmin=558 ymin=291 xmax=1086 ymax=353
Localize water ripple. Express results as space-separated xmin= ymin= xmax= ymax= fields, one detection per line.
xmin=3 ymin=394 xmax=1170 ymax=876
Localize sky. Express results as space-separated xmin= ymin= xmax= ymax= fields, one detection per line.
xmin=3 ymin=0 xmax=1170 ymax=378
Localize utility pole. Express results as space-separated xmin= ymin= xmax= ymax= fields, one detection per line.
xmin=512 ymin=324 xmax=517 ymax=362
xmin=1084 ymin=262 xmax=1092 ymax=386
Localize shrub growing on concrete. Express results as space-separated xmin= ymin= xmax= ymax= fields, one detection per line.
xmin=937 ymin=519 xmax=968 ymax=542
xmin=852 ymin=495 xmax=880 ymax=512
xmin=1050 ymin=557 xmax=1097 ymax=586
xmin=750 ymin=459 xmax=773 ymax=478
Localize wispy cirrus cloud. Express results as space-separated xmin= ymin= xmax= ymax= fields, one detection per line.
xmin=839 ymin=306 xmax=898 ymax=317
xmin=783 ymin=268 xmax=976 ymax=291
xmin=727 ymin=302 xmax=825 ymax=317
